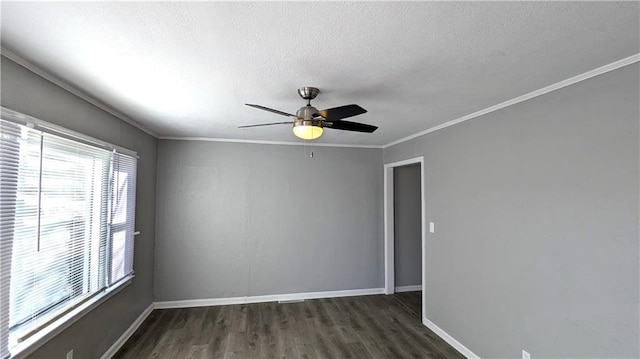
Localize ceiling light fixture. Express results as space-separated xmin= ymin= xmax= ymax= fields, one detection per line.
xmin=293 ymin=119 xmax=323 ymax=140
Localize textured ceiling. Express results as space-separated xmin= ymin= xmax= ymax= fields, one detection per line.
xmin=1 ymin=2 xmax=638 ymax=146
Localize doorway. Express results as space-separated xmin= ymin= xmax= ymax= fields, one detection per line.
xmin=384 ymin=157 xmax=425 ymax=319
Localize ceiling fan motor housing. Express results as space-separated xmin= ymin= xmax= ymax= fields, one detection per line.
xmin=296 ymin=105 xmax=322 ymax=121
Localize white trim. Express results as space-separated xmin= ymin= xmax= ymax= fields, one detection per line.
xmin=10 ymin=279 xmax=132 ymax=359
xmin=423 ymin=317 xmax=480 ymax=359
xmin=420 ymin=159 xmax=426 ymax=317
xmin=154 ymin=288 xmax=384 ymax=309
xmin=383 ymin=156 xmax=426 ymax=326
xmin=383 ymin=53 xmax=640 ymax=148
xmin=158 ymin=136 xmax=383 ymax=149
xmin=0 ymin=47 xmax=158 ymax=138
xmin=383 ymin=164 xmax=395 ymax=294
xmin=394 ymin=285 xmax=422 ymax=292
xmin=385 ymin=157 xmax=425 ymax=168
xmin=100 ymin=303 xmax=155 ymax=359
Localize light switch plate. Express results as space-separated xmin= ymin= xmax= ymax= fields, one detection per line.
xmin=522 ymin=350 xmax=530 ymax=359
xmin=429 ymin=222 xmax=435 ymax=233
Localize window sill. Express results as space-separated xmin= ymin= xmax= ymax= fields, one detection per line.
xmin=10 ymin=276 xmax=133 ymax=359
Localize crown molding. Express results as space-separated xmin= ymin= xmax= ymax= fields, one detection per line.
xmin=0 ymin=47 xmax=158 ymax=138
xmin=158 ymin=136 xmax=384 ymax=149
xmin=383 ymin=53 xmax=640 ymax=149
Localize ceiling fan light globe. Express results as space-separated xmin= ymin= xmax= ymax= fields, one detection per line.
xmin=293 ymin=125 xmax=323 ymax=140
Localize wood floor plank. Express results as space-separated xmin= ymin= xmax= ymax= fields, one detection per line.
xmin=186 ymin=344 xmax=212 ymax=359
xmin=322 ymin=325 xmax=353 ymax=358
xmin=193 ymin=306 xmax=219 ymax=345
xmin=141 ymin=310 xmax=184 ymax=358
xmin=343 ymin=297 xmax=410 ymax=359
xmin=346 ymin=342 xmax=373 ymax=359
xmin=224 ymin=332 xmax=247 ymax=359
xmin=230 ymin=304 xmax=248 ymax=333
xmin=386 ymin=304 xmax=452 ymax=357
xmin=322 ymin=298 xmax=352 ymax=328
xmin=184 ymin=307 xmax=208 ymax=345
xmin=113 ymin=309 xmax=166 ymax=358
xmin=276 ymin=332 xmax=299 ymax=359
xmin=308 ymin=326 xmax=333 ymax=358
xmin=148 ymin=343 xmax=180 ymax=359
xmin=205 ymin=306 xmax=232 ymax=357
xmin=394 ymin=291 xmax=423 ymax=318
xmin=276 ymin=303 xmax=301 ymax=358
xmin=114 ymin=293 xmax=465 ymax=359
xmin=293 ymin=336 xmax=318 ymax=359
xmin=244 ymin=304 xmax=261 ymax=358
xmin=256 ymin=303 xmax=277 ymax=359
xmin=287 ymin=302 xmax=313 ymax=334
xmin=331 ymin=298 xmax=365 ymax=333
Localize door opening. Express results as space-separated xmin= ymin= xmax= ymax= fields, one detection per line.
xmin=384 ymin=157 xmax=425 ymax=320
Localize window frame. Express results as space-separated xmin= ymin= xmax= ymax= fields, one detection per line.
xmin=0 ymin=107 xmax=138 ymax=359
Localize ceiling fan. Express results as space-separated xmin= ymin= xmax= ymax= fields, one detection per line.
xmin=240 ymin=87 xmax=377 ymax=140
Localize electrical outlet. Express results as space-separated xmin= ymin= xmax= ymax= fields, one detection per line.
xmin=522 ymin=350 xmax=530 ymax=359
xmin=66 ymin=349 xmax=73 ymax=359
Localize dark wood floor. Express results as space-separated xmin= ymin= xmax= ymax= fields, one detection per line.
xmin=392 ymin=291 xmax=422 ymax=319
xmin=113 ymin=292 xmax=464 ymax=359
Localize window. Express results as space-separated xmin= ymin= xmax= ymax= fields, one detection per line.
xmin=0 ymin=113 xmax=137 ymax=359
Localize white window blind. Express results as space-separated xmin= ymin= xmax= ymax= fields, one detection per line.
xmin=0 ymin=116 xmax=137 ymax=359
xmin=109 ymin=152 xmax=136 ymax=285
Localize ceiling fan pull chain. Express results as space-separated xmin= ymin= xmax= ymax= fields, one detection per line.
xmin=302 ymin=140 xmax=314 ymax=159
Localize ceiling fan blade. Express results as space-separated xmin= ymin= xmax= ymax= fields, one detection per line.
xmin=238 ymin=121 xmax=293 ymax=128
xmin=246 ymin=104 xmax=297 ymax=118
xmin=323 ymin=120 xmax=378 ymax=133
xmin=318 ymin=104 xmax=367 ymax=121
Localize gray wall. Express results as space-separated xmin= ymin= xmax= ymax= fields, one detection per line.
xmin=393 ymin=164 xmax=422 ymax=288
xmin=384 ymin=63 xmax=639 ymax=358
xmin=155 ymin=141 xmax=383 ymax=301
xmin=1 ymin=56 xmax=157 ymax=358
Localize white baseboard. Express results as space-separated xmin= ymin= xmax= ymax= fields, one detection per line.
xmin=423 ymin=317 xmax=480 ymax=359
xmin=154 ymin=287 xmax=385 ymax=309
xmin=100 ymin=303 xmax=155 ymax=359
xmin=394 ymin=285 xmax=422 ymax=292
